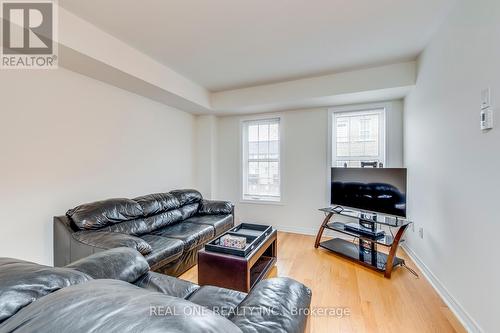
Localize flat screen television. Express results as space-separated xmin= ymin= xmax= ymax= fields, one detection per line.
xmin=331 ymin=168 xmax=407 ymax=217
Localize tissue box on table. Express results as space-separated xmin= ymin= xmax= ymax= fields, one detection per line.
xmin=220 ymin=234 xmax=247 ymax=249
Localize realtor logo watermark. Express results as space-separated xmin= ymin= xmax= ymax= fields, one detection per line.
xmin=1 ymin=0 xmax=58 ymax=69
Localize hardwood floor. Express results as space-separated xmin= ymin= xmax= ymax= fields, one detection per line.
xmin=180 ymin=231 xmax=465 ymax=333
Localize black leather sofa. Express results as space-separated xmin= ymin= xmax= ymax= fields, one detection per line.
xmin=54 ymin=189 xmax=234 ymax=276
xmin=0 ymin=248 xmax=312 ymax=332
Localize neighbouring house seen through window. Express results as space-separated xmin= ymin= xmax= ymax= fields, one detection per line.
xmin=332 ymin=109 xmax=385 ymax=168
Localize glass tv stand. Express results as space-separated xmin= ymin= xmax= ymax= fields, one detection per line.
xmin=314 ymin=207 xmax=412 ymax=278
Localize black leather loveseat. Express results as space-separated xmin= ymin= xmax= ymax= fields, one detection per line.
xmin=0 ymin=248 xmax=312 ymax=332
xmin=54 ymin=189 xmax=234 ymax=276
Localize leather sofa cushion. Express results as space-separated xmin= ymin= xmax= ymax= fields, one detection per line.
xmin=67 ymin=198 xmax=143 ymax=230
xmin=0 ymin=279 xmax=242 ymax=333
xmin=0 ymin=258 xmax=91 ymax=323
xmin=152 ymin=222 xmax=214 ymax=251
xmin=133 ymin=192 xmax=180 ymax=216
xmin=170 ymin=189 xmax=202 ymax=206
xmin=100 ymin=205 xmax=196 ymax=237
xmin=229 ymin=277 xmax=312 ymax=333
xmin=198 ymin=200 xmax=233 ymax=215
xmin=72 ymin=231 xmax=152 ymax=255
xmin=66 ymin=247 xmax=149 ymax=283
xmin=140 ymin=234 xmax=184 ymax=269
xmin=103 ymin=209 xmax=183 ymax=236
xmin=134 ymin=272 xmax=199 ymax=299
xmin=101 ymin=208 xmax=186 ymax=237
xmin=179 ymin=202 xmax=199 ymax=220
xmin=143 ymin=209 xmax=184 ymax=232
xmin=188 ymin=286 xmax=247 ymax=318
xmin=184 ymin=214 xmax=233 ymax=236
xmin=101 ymin=217 xmax=149 ymax=236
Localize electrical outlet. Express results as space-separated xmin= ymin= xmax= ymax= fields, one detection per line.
xmin=418 ymin=227 xmax=424 ymax=239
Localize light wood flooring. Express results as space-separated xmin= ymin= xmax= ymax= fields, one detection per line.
xmin=180 ymin=231 xmax=465 ymax=333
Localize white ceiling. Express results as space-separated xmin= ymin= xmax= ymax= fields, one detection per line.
xmin=60 ymin=0 xmax=454 ymax=92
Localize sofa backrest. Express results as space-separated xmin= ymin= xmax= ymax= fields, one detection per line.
xmin=66 ymin=189 xmax=202 ymax=235
xmin=0 ymin=258 xmax=91 ymax=323
xmin=66 ymin=198 xmax=143 ymax=230
xmin=66 ymin=247 xmax=150 ymax=282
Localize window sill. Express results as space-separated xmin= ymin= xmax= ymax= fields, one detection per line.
xmin=239 ymin=199 xmax=285 ymax=206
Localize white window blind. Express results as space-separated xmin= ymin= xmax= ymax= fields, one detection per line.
xmin=332 ymin=109 xmax=385 ymax=168
xmin=242 ymin=118 xmax=281 ymax=202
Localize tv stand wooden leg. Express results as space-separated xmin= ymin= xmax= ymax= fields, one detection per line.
xmin=314 ymin=212 xmax=333 ymax=248
xmin=384 ymin=224 xmax=408 ymax=278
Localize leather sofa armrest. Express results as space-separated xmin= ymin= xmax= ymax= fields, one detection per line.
xmin=134 ymin=271 xmax=200 ymax=299
xmin=65 ymin=247 xmax=150 ymax=283
xmin=230 ymin=277 xmax=312 ymax=333
xmin=198 ymin=199 xmax=234 ymax=215
xmin=72 ymin=230 xmax=152 ymax=255
xmin=54 ymin=216 xmax=75 ymax=267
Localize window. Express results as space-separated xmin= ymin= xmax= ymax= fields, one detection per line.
xmin=332 ymin=109 xmax=385 ymax=167
xmin=242 ymin=118 xmax=281 ymax=202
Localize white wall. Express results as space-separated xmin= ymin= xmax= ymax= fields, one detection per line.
xmin=386 ymin=100 xmax=404 ymax=168
xmin=214 ymin=100 xmax=403 ymax=235
xmin=404 ymin=0 xmax=500 ymax=331
xmin=195 ymin=115 xmax=218 ymax=199
xmin=216 ymin=108 xmax=328 ymax=234
xmin=0 ymin=68 xmax=196 ymax=266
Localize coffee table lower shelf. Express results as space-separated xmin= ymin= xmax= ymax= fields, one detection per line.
xmin=319 ymin=238 xmax=403 ymax=272
xmin=250 ymin=255 xmax=276 ymax=289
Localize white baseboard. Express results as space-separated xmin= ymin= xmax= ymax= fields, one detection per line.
xmin=401 ymin=244 xmax=482 ymax=333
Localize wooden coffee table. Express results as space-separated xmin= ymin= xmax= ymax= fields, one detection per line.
xmin=198 ymin=229 xmax=277 ymax=292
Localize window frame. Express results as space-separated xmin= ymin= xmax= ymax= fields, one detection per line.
xmin=240 ymin=116 xmax=283 ymax=204
xmin=330 ymin=106 xmax=387 ymax=168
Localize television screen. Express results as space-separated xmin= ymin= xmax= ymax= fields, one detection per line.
xmin=331 ymin=168 xmax=407 ymax=217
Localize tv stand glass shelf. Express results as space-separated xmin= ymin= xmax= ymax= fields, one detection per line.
xmin=314 ymin=207 xmax=412 ymax=278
